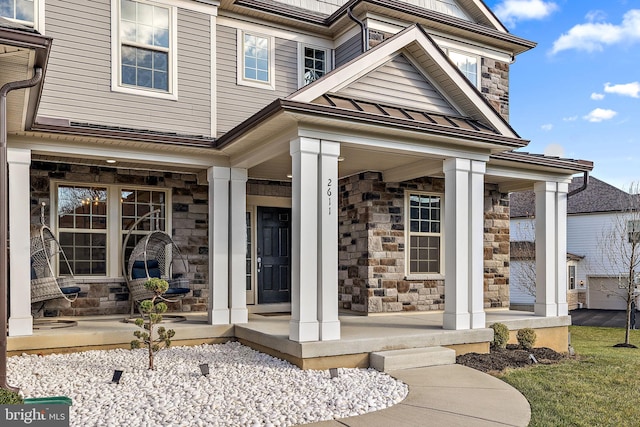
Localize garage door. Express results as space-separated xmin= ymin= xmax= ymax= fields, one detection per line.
xmin=588 ymin=277 xmax=628 ymax=310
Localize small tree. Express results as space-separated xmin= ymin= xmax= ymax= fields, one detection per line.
xmin=596 ymin=182 xmax=640 ymax=346
xmin=131 ymin=278 xmax=176 ymax=370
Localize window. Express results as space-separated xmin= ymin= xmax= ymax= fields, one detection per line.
xmin=55 ymin=183 xmax=169 ymax=277
xmin=237 ymin=30 xmax=274 ymax=89
xmin=406 ymin=192 xmax=443 ymax=275
xmin=113 ymin=0 xmax=177 ymax=98
xmin=58 ymin=186 xmax=108 ymax=276
xmin=628 ymin=220 xmax=640 ymax=243
xmin=568 ymin=265 xmax=576 ymax=290
xmin=0 ymin=0 xmax=34 ymax=25
xmin=448 ymin=50 xmax=479 ymax=88
xmin=300 ymin=46 xmax=327 ymax=86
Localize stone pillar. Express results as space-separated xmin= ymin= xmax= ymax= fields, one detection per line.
xmin=534 ymin=182 xmax=568 ymax=317
xmin=289 ymin=137 xmax=320 ymax=342
xmin=8 ymin=148 xmax=32 ymax=336
xmin=318 ymin=140 xmax=340 ymax=340
xmin=229 ymin=168 xmax=248 ymax=324
xmin=443 ymin=158 xmax=486 ymax=330
xmin=207 ymin=166 xmax=230 ymax=324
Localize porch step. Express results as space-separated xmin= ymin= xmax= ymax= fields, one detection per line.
xmin=370 ymin=346 xmax=456 ymax=372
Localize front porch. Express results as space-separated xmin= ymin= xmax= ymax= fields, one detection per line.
xmin=8 ymin=310 xmax=571 ymax=369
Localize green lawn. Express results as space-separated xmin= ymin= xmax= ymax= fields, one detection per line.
xmin=499 ymin=326 xmax=640 ymax=427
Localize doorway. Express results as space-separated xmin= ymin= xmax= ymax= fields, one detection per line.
xmin=256 ymin=206 xmax=291 ymax=304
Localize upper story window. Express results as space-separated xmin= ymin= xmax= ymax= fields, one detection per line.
xmin=112 ymin=0 xmax=177 ymax=99
xmin=0 ymin=0 xmax=43 ymax=29
xmin=448 ymin=50 xmax=479 ymax=88
xmin=237 ymin=30 xmax=274 ymax=90
xmin=300 ymin=46 xmax=328 ymax=87
xmin=406 ymin=192 xmax=443 ymax=276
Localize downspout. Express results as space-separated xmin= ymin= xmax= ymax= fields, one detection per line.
xmin=347 ymin=7 xmax=368 ymax=52
xmin=568 ymin=171 xmax=589 ymax=197
xmin=0 ymin=67 xmax=43 ymax=392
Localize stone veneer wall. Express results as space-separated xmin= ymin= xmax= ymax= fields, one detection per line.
xmin=29 ymin=162 xmax=209 ymax=316
xmin=338 ymin=172 xmax=510 ymax=314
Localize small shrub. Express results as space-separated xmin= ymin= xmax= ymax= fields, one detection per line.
xmin=131 ymin=278 xmax=176 ymax=370
xmin=517 ymin=328 xmax=537 ymax=350
xmin=0 ymin=389 xmax=23 ymax=404
xmin=490 ymin=323 xmax=509 ymax=349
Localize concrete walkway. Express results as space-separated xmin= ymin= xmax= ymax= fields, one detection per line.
xmin=307 ymin=364 xmax=531 ymax=427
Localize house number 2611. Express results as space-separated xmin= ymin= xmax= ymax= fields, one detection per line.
xmin=327 ymin=178 xmax=332 ymax=215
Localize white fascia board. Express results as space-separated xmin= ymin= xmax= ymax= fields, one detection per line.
xmin=218 ymin=15 xmax=334 ymax=48
xmin=20 ymin=140 xmax=227 ymax=169
xmin=468 ymin=0 xmax=507 ymax=33
xmin=297 ymin=127 xmax=491 ymax=162
xmin=486 ymin=165 xmax=573 ymax=183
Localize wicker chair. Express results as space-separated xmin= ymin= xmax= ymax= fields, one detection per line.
xmin=30 ymin=224 xmax=80 ymax=305
xmin=122 ymin=210 xmax=190 ymax=315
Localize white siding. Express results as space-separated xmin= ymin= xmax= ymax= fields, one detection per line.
xmin=510 ymin=260 xmax=535 ymax=305
xmin=337 ymin=54 xmax=457 ymax=114
xmin=38 ymin=0 xmax=212 ymax=136
xmin=216 ymin=25 xmax=298 ymax=136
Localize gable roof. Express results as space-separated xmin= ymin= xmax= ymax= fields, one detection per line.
xmin=510 ymin=176 xmax=638 ymax=218
xmin=289 ymin=24 xmax=520 ymax=139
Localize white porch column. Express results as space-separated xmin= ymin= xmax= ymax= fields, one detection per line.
xmin=534 ymin=182 xmax=568 ymax=317
xmin=443 ymin=158 xmax=486 ymax=330
xmin=207 ymin=166 xmax=230 ymax=324
xmin=8 ymin=148 xmax=32 ymax=336
xmin=229 ymin=168 xmax=248 ymax=324
xmin=318 ymin=140 xmax=340 ymax=341
xmin=289 ymin=137 xmax=319 ymax=342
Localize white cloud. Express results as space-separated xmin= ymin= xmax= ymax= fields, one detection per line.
xmin=590 ymin=93 xmax=605 ymax=100
xmin=494 ymin=0 xmax=558 ymax=28
xmin=544 ymin=143 xmax=565 ymax=157
xmin=585 ymin=10 xmax=607 ymax=23
xmin=551 ymin=9 xmax=640 ymax=54
xmin=541 ymin=123 xmax=553 ymax=131
xmin=563 ymin=116 xmax=578 ymax=121
xmin=604 ymin=82 xmax=640 ymax=98
xmin=583 ymin=108 xmax=618 ymax=122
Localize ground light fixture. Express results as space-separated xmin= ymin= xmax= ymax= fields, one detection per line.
xmin=112 ymin=370 xmax=124 ymax=384
xmin=329 ymin=368 xmax=339 ymax=378
xmin=199 ymin=363 xmax=210 ymax=376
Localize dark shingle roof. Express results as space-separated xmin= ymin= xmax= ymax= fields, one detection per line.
xmin=510 ymin=176 xmax=638 ymax=218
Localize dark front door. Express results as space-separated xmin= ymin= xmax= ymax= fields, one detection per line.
xmin=257 ymin=207 xmax=291 ymax=304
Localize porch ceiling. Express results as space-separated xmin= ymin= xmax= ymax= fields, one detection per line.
xmin=0 ymin=45 xmax=33 ymax=133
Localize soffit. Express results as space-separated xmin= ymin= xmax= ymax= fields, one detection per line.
xmin=0 ymin=46 xmax=32 ymax=133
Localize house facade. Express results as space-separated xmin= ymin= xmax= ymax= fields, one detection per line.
xmin=511 ymin=176 xmax=640 ymax=311
xmin=2 ymin=0 xmax=592 ymax=344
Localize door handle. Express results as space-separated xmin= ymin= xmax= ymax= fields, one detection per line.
xmin=257 ymin=257 xmax=262 ymax=273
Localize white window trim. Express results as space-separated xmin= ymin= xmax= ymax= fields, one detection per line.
xmin=445 ymin=48 xmax=480 ymax=88
xmin=404 ymin=190 xmax=445 ymax=280
xmin=237 ymin=29 xmax=275 ymax=90
xmin=297 ymin=43 xmax=330 ymax=88
xmin=51 ymin=181 xmax=172 ymax=278
xmin=0 ymin=0 xmax=45 ymax=32
xmin=110 ymin=0 xmax=179 ymax=100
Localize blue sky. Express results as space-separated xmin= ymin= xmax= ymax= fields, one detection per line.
xmin=484 ymin=0 xmax=640 ymax=191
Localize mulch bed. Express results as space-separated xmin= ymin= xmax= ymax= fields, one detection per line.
xmin=456 ymin=344 xmax=567 ymax=373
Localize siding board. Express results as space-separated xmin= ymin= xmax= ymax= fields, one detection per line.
xmin=335 ymin=34 xmax=361 ymax=67
xmin=38 ymin=0 xmax=211 ymax=137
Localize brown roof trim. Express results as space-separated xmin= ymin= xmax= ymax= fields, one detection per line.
xmin=0 ymin=26 xmax=52 ymax=130
xmin=491 ymin=151 xmax=594 ymax=172
xmin=31 ymin=119 xmax=216 ymax=148
xmin=233 ymin=0 xmax=536 ymax=51
xmin=215 ymin=98 xmax=529 ymax=149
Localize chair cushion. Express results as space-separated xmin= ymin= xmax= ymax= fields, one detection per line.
xmin=131 ymin=260 xmax=161 ymax=279
xmin=164 ymin=287 xmax=190 ymax=296
xmin=60 ymin=287 xmax=81 ymax=295
xmin=132 ymin=260 xmax=160 ymax=269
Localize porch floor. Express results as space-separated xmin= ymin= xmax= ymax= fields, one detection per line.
xmin=8 ymin=310 xmax=571 ymax=368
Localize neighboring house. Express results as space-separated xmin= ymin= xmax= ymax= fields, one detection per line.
xmin=2 ymin=0 xmax=593 ymax=345
xmin=511 ymin=176 xmax=640 ymax=311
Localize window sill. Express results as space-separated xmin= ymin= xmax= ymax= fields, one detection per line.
xmin=112 ymin=85 xmax=178 ymax=101
xmin=404 ymin=274 xmax=445 ymax=281
xmin=237 ymin=78 xmax=275 ymax=91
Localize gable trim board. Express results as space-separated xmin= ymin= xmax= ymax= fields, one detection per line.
xmin=289 ymin=24 xmax=519 ymax=138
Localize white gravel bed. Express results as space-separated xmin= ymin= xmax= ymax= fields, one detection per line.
xmin=8 ymin=341 xmax=408 ymax=427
